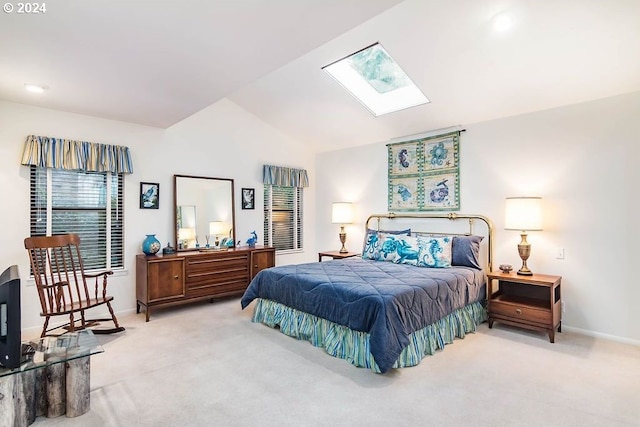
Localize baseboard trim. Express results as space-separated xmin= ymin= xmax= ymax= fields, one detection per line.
xmin=562 ymin=325 xmax=640 ymax=347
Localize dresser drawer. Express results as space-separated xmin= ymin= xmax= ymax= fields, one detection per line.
xmin=185 ymin=252 xmax=249 ymax=290
xmin=489 ymin=299 xmax=551 ymax=325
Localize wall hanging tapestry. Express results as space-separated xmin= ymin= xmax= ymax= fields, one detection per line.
xmin=387 ymin=130 xmax=460 ymax=211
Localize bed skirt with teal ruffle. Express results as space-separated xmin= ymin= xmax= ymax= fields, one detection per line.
xmin=250 ymin=298 xmax=487 ymax=373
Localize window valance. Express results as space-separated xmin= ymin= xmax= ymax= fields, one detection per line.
xmin=262 ymin=164 xmax=309 ymax=188
xmin=21 ymin=135 xmax=134 ymax=174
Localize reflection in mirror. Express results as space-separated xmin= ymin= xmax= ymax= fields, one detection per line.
xmin=177 ymin=205 xmax=197 ymax=249
xmin=174 ymin=175 xmax=235 ymax=251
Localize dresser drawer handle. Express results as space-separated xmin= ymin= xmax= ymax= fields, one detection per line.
xmin=173 ymin=275 xmax=179 ymax=280
xmin=515 ymin=308 xmax=522 ymax=315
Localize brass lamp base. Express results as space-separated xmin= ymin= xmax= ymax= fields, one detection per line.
xmin=516 ymin=231 xmax=533 ymax=276
xmin=338 ymin=226 xmax=348 ymax=253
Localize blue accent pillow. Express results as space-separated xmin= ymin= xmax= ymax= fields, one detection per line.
xmin=417 ymin=236 xmax=452 ymax=268
xmin=362 ymin=228 xmax=411 ymax=260
xmin=392 ymin=235 xmax=421 ymax=266
xmin=451 ymin=235 xmax=483 ymax=269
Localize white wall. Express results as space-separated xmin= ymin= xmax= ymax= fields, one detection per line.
xmin=316 ymin=91 xmax=640 ymax=344
xmin=0 ymin=98 xmax=316 ymax=332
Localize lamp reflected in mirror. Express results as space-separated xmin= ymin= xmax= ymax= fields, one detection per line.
xmin=209 ymin=221 xmax=226 ymax=248
xmin=178 ymin=227 xmax=195 ymax=250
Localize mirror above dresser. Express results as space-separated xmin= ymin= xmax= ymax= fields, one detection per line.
xmin=173 ymin=174 xmax=235 ymax=251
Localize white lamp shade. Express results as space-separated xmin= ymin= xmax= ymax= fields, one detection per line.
xmin=331 ymin=202 xmax=354 ymax=224
xmin=505 ymin=197 xmax=543 ymax=231
xmin=178 ymin=227 xmax=195 ymax=240
xmin=209 ymin=221 xmax=226 ymax=235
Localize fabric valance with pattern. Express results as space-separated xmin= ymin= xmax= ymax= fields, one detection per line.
xmin=263 ymin=164 xmax=309 ymax=187
xmin=21 ymin=135 xmax=134 ymax=174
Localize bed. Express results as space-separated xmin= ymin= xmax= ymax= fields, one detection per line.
xmin=241 ymin=213 xmax=493 ymax=373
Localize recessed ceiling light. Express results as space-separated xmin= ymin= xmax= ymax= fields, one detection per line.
xmin=492 ymin=12 xmax=514 ymax=32
xmin=24 ymin=84 xmax=47 ymax=94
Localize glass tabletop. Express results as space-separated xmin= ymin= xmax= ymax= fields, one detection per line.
xmin=0 ymin=329 xmax=103 ymax=378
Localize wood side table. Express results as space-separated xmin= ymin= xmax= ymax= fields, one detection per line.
xmin=318 ymin=251 xmax=360 ymax=262
xmin=487 ymin=271 xmax=562 ymax=342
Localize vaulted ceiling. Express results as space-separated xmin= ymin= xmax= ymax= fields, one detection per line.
xmin=2 ymin=0 xmax=639 ymax=152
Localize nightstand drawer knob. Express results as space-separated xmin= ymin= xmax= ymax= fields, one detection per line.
xmin=515 ymin=308 xmax=522 ymax=315
xmin=173 ymin=275 xmax=179 ymax=280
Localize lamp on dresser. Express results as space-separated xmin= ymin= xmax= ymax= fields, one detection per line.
xmin=209 ymin=221 xmax=226 ymax=248
xmin=178 ymin=227 xmax=195 ymax=249
xmin=331 ymin=202 xmax=354 ymax=253
xmin=504 ymin=196 xmax=543 ymax=276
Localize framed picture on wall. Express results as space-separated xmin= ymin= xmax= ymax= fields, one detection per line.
xmin=241 ymin=188 xmax=255 ymax=210
xmin=140 ymin=182 xmax=159 ymax=209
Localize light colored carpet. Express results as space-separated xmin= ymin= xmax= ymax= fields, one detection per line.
xmin=31 ymin=298 xmax=639 ymax=426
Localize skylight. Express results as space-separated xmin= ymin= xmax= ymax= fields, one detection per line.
xmin=322 ymin=43 xmax=429 ymax=116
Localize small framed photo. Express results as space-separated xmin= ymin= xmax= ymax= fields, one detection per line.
xmin=241 ymin=188 xmax=255 ymax=210
xmin=140 ymin=182 xmax=159 ymax=209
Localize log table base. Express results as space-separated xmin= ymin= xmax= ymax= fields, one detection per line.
xmin=0 ymin=330 xmax=102 ymax=427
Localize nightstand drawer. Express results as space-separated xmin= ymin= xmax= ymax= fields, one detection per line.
xmin=489 ymin=300 xmax=551 ymax=324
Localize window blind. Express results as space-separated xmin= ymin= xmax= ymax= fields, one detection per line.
xmin=30 ymin=166 xmax=124 ymax=270
xmin=264 ymin=185 xmax=303 ymax=251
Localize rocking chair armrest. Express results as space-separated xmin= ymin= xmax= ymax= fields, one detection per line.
xmin=41 ymin=281 xmax=69 ymax=289
xmin=83 ymin=270 xmax=114 ymax=279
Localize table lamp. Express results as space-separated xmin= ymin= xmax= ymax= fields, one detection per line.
xmin=504 ymin=196 xmax=543 ymax=276
xmin=178 ymin=227 xmax=195 ymax=249
xmin=331 ymin=202 xmax=354 ymax=253
xmin=209 ymin=221 xmax=226 ymax=247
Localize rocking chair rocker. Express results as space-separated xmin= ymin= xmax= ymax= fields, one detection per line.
xmin=24 ymin=234 xmax=125 ymax=337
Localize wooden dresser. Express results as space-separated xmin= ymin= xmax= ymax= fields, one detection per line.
xmin=136 ymin=246 xmax=274 ymax=321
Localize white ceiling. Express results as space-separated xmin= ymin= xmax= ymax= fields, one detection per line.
xmin=2 ymin=0 xmax=639 ymax=153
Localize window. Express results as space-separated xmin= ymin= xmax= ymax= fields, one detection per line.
xmin=322 ymin=42 xmax=429 ymax=116
xmin=30 ymin=166 xmax=124 ymax=270
xmin=264 ymin=185 xmax=303 ymax=251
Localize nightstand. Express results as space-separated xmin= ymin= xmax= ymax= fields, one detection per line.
xmin=487 ymin=271 xmax=562 ymax=342
xmin=318 ymin=251 xmax=360 ymax=262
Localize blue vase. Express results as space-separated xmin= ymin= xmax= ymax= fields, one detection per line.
xmin=142 ymin=234 xmax=161 ymax=255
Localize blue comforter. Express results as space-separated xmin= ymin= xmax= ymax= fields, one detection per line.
xmin=241 ymin=258 xmax=485 ymax=373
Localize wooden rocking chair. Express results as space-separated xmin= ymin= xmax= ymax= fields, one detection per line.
xmin=24 ymin=234 xmax=125 ymax=337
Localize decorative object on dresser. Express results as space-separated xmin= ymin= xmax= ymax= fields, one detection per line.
xmin=136 ymin=246 xmax=274 ymax=321
xmin=141 ymin=234 xmax=161 ymax=255
xmin=487 ymin=271 xmax=561 ymax=342
xmin=504 ymin=196 xmax=543 ymax=275
xmin=331 ymin=202 xmax=354 ymax=253
xmin=140 ymin=182 xmax=159 ymax=209
xmin=246 ymin=231 xmax=258 ymax=247
xmin=24 ymin=234 xmax=125 ymax=337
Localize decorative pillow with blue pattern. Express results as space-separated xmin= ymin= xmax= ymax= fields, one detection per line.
xmin=362 ymin=229 xmax=410 ymax=261
xmin=416 ymin=236 xmax=453 ymax=268
xmin=391 ymin=235 xmax=421 ymax=266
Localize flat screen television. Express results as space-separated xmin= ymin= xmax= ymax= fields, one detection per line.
xmin=0 ymin=265 xmax=20 ymax=369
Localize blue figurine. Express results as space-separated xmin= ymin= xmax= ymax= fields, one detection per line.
xmin=246 ymin=231 xmax=258 ymax=247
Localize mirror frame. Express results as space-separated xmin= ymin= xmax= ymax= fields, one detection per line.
xmin=173 ymin=174 xmax=236 ymax=251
